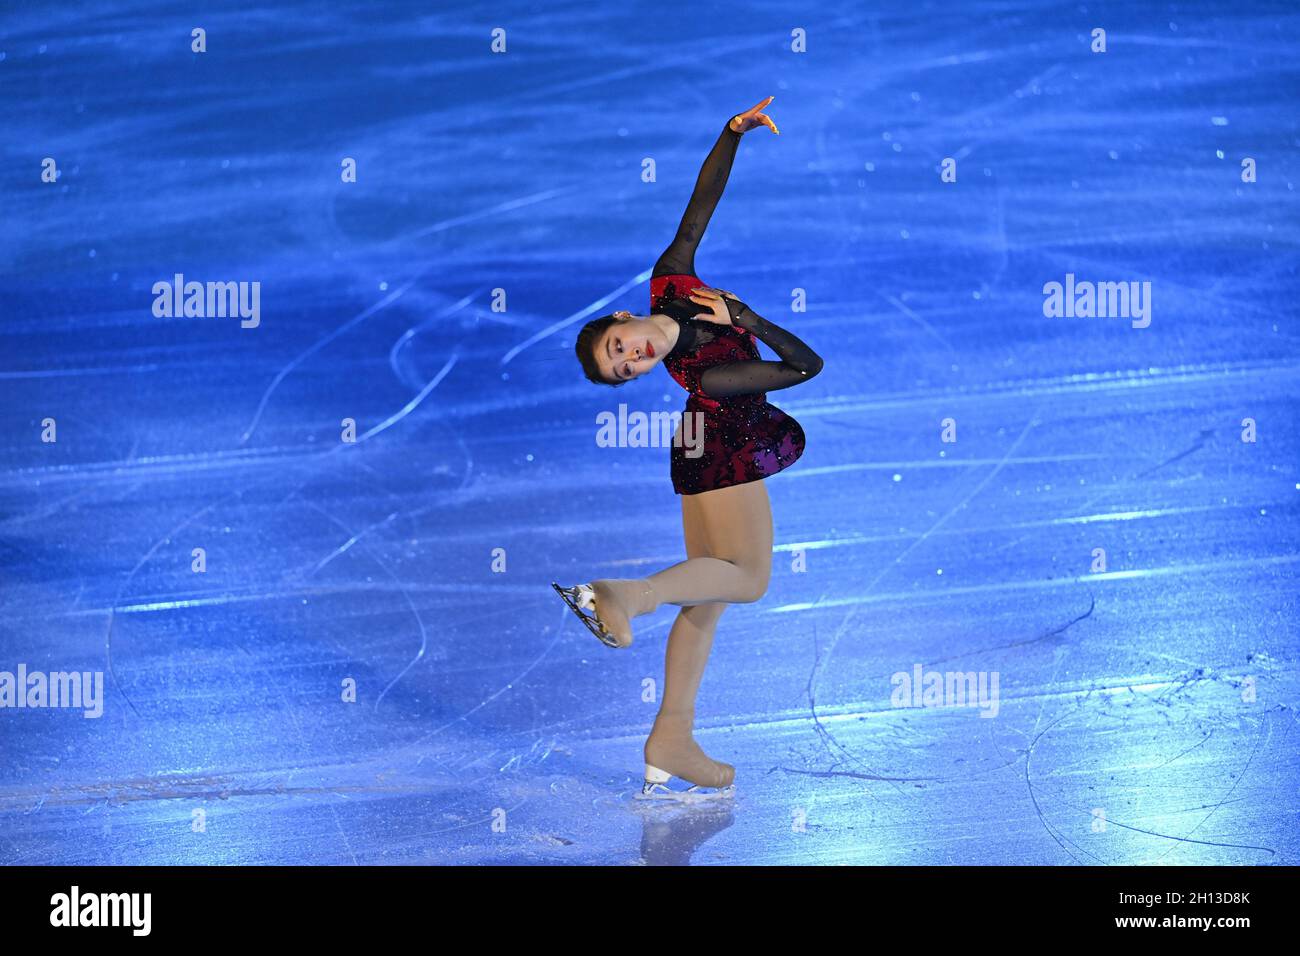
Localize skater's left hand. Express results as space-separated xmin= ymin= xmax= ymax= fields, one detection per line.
xmin=688 ymin=286 xmax=743 ymax=326
xmin=729 ymin=96 xmax=779 ymax=135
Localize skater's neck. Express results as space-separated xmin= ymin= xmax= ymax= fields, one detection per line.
xmin=648 ymin=313 xmax=681 ymax=353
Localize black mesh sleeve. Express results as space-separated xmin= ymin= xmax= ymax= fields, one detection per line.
xmin=652 ymin=122 xmax=742 ymax=278
xmin=698 ymin=300 xmax=823 ymax=399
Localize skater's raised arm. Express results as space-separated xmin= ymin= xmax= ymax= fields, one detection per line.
xmin=652 ymin=97 xmax=779 ymax=279
xmin=687 ymin=288 xmax=822 ymax=399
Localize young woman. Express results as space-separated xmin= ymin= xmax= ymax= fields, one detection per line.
xmin=554 ymin=96 xmax=823 ymax=800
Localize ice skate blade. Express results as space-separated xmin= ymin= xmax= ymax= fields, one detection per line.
xmin=636 ymin=763 xmax=735 ymax=803
xmin=551 ymin=582 xmax=623 ymax=648
xmin=636 ymin=782 xmax=736 ymax=803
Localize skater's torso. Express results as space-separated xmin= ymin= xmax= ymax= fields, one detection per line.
xmin=650 ymin=272 xmax=805 ymax=494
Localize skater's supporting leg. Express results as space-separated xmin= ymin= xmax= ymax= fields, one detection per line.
xmin=643 ymin=489 xmax=737 ymax=787
xmin=659 ymin=491 xmax=729 ymax=726
xmin=646 ymin=603 xmax=732 ymax=787
xmin=656 ymin=602 xmax=725 ymax=727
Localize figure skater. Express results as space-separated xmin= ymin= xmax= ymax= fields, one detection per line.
xmin=554 ymin=96 xmax=823 ymax=799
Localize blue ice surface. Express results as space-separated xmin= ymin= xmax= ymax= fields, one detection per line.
xmin=0 ymin=0 xmax=1296 ymax=865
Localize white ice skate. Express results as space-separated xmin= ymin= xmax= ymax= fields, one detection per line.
xmin=551 ymin=582 xmax=622 ymax=648
xmin=637 ymin=764 xmax=736 ymax=803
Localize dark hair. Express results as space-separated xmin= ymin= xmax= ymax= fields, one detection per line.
xmin=575 ymin=314 xmax=625 ymax=386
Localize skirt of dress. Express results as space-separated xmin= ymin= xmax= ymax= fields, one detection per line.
xmin=671 ymin=399 xmax=805 ymax=495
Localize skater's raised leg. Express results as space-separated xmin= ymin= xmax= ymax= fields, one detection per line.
xmin=591 ymin=480 xmax=773 ymax=646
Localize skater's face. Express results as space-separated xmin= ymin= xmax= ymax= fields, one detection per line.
xmin=594 ymin=314 xmax=671 ymax=383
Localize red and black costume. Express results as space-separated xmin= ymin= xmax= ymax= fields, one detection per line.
xmin=648 ymin=122 xmax=822 ymax=495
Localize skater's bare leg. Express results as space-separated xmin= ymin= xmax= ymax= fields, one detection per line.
xmin=592 ymin=481 xmax=773 ymax=645
xmin=648 ymin=480 xmax=773 ymax=605
xmin=646 ymin=602 xmax=733 ymax=787
xmin=643 ymin=485 xmax=773 ymax=787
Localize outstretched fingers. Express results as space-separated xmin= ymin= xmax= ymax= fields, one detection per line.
xmin=732 ymin=95 xmax=779 ymax=135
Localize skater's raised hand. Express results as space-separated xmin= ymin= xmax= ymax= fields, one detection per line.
xmin=728 ymin=96 xmax=779 ymax=135
xmin=688 ymin=286 xmax=744 ymax=326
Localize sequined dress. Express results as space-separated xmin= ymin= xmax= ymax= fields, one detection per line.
xmin=651 ymin=273 xmax=806 ymax=495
